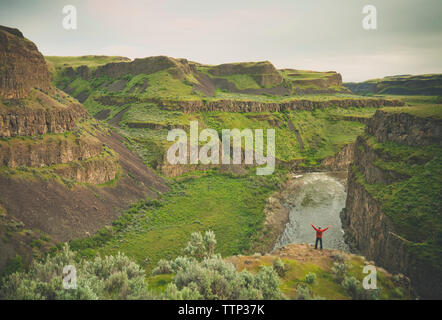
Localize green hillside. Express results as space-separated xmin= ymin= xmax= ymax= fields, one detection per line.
xmin=344 ymin=74 xmax=442 ymax=96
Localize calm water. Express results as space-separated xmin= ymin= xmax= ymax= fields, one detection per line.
xmin=275 ymin=172 xmax=349 ymax=251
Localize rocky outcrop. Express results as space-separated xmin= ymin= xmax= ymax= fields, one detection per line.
xmin=158 ymin=162 xmax=219 ymax=177
xmin=0 ymin=26 xmax=51 ymax=99
xmin=53 ymin=152 xmax=118 ymax=184
xmin=0 ymin=26 xmax=116 ymax=186
xmin=0 ymin=98 xmax=88 ymax=137
xmin=159 ymin=97 xmax=404 ymax=113
xmin=197 ymin=75 xmax=292 ymax=96
xmin=321 ymin=143 xmax=355 ymax=171
xmin=208 ymin=61 xmax=283 ymax=87
xmin=367 ymin=110 xmax=442 ymax=147
xmin=0 ymin=133 xmax=102 ymax=168
xmin=352 ymin=136 xmax=409 ymax=185
xmin=94 ymin=56 xmax=191 ymax=80
xmin=342 ymin=168 xmax=441 ymax=299
xmin=126 ymin=121 xmax=189 ymax=130
xmin=291 ymin=72 xmax=342 ymax=88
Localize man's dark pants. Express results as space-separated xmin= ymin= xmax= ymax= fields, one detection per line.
xmin=315 ymin=237 xmax=323 ymax=250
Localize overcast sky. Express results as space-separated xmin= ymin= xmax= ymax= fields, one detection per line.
xmin=1 ymin=0 xmax=441 ymax=82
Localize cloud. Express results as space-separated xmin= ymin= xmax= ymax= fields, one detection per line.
xmin=2 ymin=0 xmax=441 ymax=82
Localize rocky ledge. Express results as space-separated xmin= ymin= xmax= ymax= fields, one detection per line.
xmin=159 ymin=97 xmax=404 ymax=114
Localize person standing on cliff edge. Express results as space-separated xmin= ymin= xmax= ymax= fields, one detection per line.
xmin=310 ymin=223 xmax=330 ymax=250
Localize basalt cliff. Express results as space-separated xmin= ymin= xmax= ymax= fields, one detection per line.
xmin=342 ymin=107 xmax=442 ymax=299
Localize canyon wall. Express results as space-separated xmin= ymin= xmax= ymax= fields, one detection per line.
xmin=342 ymin=109 xmax=442 ymax=299
xmin=0 ymin=26 xmax=51 ymax=99
xmin=320 ymin=143 xmax=355 ymax=171
xmin=367 ymin=110 xmax=442 ymax=147
xmin=53 ymin=152 xmax=118 ymax=184
xmin=0 ymin=26 xmax=116 ymax=184
xmin=159 ymin=97 xmax=404 ymax=114
xmin=0 ymin=101 xmax=87 ymax=137
xmin=0 ymin=133 xmax=102 ymax=168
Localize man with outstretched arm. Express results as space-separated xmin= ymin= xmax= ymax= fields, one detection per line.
xmin=310 ymin=223 xmax=330 ymax=250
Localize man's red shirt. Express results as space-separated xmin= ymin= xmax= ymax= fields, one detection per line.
xmin=311 ymin=224 xmax=329 ymax=238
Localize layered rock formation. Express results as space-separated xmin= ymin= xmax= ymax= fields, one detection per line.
xmin=94 ymin=55 xmax=192 ymax=80
xmin=53 ymin=151 xmax=118 ymax=184
xmin=0 ymin=26 xmax=51 ymax=99
xmin=0 ymin=25 xmax=117 ymax=184
xmin=367 ymin=110 xmax=442 ymax=147
xmin=0 ymin=132 xmax=102 ymax=168
xmin=208 ymin=61 xmax=283 ymax=87
xmin=0 ymin=91 xmax=88 ymax=137
xmin=320 ymin=143 xmax=355 ymax=171
xmin=159 ymin=97 xmax=403 ymax=113
xmin=342 ymin=108 xmax=442 ymax=299
xmin=297 ymin=72 xmax=342 ymax=87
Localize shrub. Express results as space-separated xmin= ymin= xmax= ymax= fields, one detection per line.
xmin=169 ymin=256 xmax=194 ymax=273
xmin=152 ymin=259 xmax=172 ymax=275
xmin=360 ymin=288 xmax=380 ymax=300
xmin=164 ymin=283 xmax=202 ymax=300
xmin=0 ymin=244 xmax=149 ymax=300
xmin=296 ymin=284 xmax=311 ymax=300
xmin=331 ymin=262 xmax=348 ymax=282
xmin=161 ymin=232 xmax=285 ymax=300
xmin=341 ymin=276 xmax=380 ymax=300
xmin=331 ymin=253 xmax=346 ymax=264
xmin=342 ymin=276 xmax=360 ymax=299
xmin=183 ymin=230 xmax=217 ymax=261
xmin=0 ymin=255 xmax=24 ymax=280
xmin=273 ymin=258 xmax=285 ymax=277
xmin=255 ymin=266 xmax=285 ymax=300
xmin=30 ymin=239 xmax=43 ymax=248
xmin=1 ymin=232 xmax=286 ymax=301
xmin=304 ymin=272 xmax=317 ymax=284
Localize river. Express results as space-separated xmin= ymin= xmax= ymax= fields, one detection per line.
xmin=275 ymin=172 xmax=350 ymax=252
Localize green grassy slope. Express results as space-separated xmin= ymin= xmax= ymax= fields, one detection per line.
xmin=69 ymin=170 xmax=287 ymax=273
